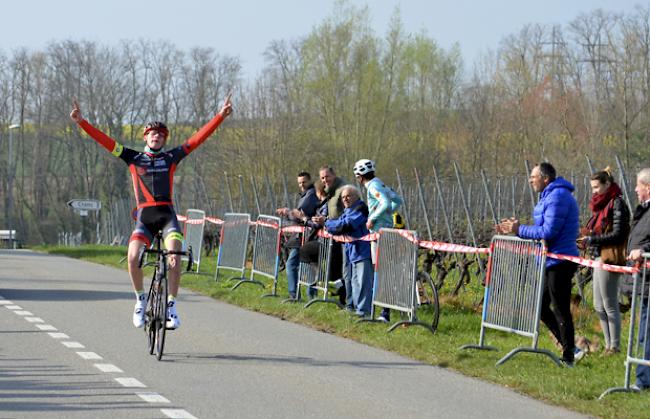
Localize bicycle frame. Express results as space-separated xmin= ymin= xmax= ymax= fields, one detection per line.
xmin=138 ymin=233 xmax=193 ymax=360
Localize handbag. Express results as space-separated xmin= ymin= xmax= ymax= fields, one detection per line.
xmin=600 ymin=243 xmax=627 ymax=265
xmin=599 ymin=208 xmax=627 ymax=265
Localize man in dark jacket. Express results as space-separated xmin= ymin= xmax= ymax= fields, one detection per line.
xmin=324 ymin=186 xmax=373 ymax=316
xmin=276 ymin=171 xmax=320 ymax=299
xmin=626 ymin=168 xmax=650 ymax=390
xmin=497 ymin=162 xmax=581 ymax=366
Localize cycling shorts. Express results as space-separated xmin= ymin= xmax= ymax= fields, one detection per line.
xmin=130 ymin=205 xmax=183 ymax=247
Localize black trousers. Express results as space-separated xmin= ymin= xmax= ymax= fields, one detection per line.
xmin=540 ymin=262 xmax=577 ymax=361
xmin=299 ymin=239 xmax=346 ymax=303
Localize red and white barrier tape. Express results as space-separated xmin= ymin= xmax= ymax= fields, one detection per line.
xmin=177 ymin=213 xmax=647 ymax=275
xmin=176 ymin=215 xmax=223 ymax=225
xmin=316 ymin=229 xmax=379 ymax=243
xmin=256 ymin=220 xmax=280 ymax=229
xmin=390 ymin=229 xmax=420 ymax=246
xmin=281 ymin=225 xmax=306 ymax=234
xmin=419 ymin=240 xmax=491 ymax=254
xmin=547 ymin=252 xmax=642 ymax=274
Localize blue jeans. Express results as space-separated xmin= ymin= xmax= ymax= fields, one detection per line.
xmin=342 ymin=249 xmax=353 ymax=309
xmin=351 ymin=258 xmax=374 ymax=315
xmin=637 ymin=298 xmax=650 ymax=388
xmin=286 ymin=248 xmax=300 ymax=298
xmin=287 ymin=247 xmax=316 ymax=299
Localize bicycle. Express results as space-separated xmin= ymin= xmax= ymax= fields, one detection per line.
xmin=413 ymin=268 xmax=440 ymax=333
xmin=365 ymin=268 xmax=440 ymax=334
xmin=365 ymin=246 xmax=440 ymax=334
xmin=138 ymin=232 xmax=193 ymax=361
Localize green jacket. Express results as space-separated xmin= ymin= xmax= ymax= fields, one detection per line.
xmin=325 ymin=176 xmax=349 ymax=220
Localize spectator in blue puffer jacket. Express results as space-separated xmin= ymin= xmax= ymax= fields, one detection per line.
xmin=324 ymin=186 xmax=373 ymax=316
xmin=496 ymin=162 xmax=581 ymax=366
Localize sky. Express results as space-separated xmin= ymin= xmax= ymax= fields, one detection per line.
xmin=0 ymin=0 xmax=644 ymax=80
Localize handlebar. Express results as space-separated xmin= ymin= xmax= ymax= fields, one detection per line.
xmin=137 ymin=245 xmax=194 ymax=272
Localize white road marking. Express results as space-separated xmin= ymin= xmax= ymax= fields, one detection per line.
xmin=3 ymin=301 xmax=185 ymax=416
xmin=115 ymin=377 xmax=146 ymax=388
xmin=161 ymin=409 xmax=197 ymax=419
xmin=62 ymin=341 xmax=85 ymax=349
xmin=35 ymin=324 xmax=57 ymax=331
xmin=136 ymin=392 xmax=171 ymax=403
xmin=25 ymin=317 xmax=44 ymax=323
xmin=76 ymin=351 xmax=103 ymax=360
xmin=94 ymin=363 xmax=123 ymax=373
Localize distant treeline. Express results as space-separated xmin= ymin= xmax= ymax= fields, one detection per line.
xmin=1 ymin=3 xmax=649 ymax=243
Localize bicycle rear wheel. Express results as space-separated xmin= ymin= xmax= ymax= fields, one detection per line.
xmin=155 ymin=271 xmax=168 ymax=361
xmin=415 ymin=271 xmax=440 ymax=333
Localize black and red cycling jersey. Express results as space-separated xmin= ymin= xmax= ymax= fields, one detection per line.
xmin=78 ymin=113 xmax=225 ymax=209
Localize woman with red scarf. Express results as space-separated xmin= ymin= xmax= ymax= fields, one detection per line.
xmin=579 ymin=168 xmax=630 ymax=355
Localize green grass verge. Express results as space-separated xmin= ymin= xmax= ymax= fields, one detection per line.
xmin=33 ymin=244 xmax=648 ymax=418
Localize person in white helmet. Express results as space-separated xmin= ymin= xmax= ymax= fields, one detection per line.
xmin=353 ymin=159 xmax=403 ymax=322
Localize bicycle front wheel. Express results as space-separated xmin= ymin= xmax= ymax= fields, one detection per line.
xmin=145 ymin=269 xmax=157 ymax=355
xmin=155 ymin=272 xmax=168 ymax=361
xmin=415 ymin=271 xmax=440 ymax=333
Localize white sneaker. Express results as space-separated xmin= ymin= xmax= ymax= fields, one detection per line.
xmin=573 ymin=347 xmax=586 ymax=363
xmin=166 ymin=301 xmax=181 ymax=330
xmin=133 ymin=300 xmax=146 ymax=328
xmin=331 ymin=279 xmax=343 ymax=290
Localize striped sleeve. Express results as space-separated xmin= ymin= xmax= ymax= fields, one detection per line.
xmin=182 ymin=112 xmax=225 ymax=154
xmin=78 ymin=119 xmax=124 ymax=157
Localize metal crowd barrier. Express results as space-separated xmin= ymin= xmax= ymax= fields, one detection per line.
xmin=214 ymin=213 xmax=251 ymax=282
xmin=600 ymin=253 xmax=650 ymax=398
xmin=360 ymin=228 xmax=433 ymax=333
xmin=0 ymin=230 xmax=18 ymax=249
xmin=182 ymin=209 xmax=205 ymax=273
xmin=293 ymin=234 xmax=343 ymax=309
xmin=231 ymin=215 xmax=282 ymax=297
xmin=460 ymin=235 xmax=560 ymax=366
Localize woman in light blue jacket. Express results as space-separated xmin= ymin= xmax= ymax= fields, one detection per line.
xmin=353 ymin=159 xmax=403 ymax=322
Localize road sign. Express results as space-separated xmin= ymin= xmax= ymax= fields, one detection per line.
xmin=67 ymin=199 xmax=101 ymax=211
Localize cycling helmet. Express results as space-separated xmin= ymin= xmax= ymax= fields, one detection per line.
xmin=353 ymin=159 xmax=375 ymax=176
xmin=143 ymin=121 xmax=169 ymax=139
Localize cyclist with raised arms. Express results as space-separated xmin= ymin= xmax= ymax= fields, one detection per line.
xmin=70 ymin=94 xmax=232 ymax=329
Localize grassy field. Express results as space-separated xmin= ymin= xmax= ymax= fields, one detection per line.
xmin=35 ymin=244 xmax=648 ymax=418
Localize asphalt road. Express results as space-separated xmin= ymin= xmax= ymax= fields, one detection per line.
xmin=0 ymin=249 xmax=588 ymax=419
